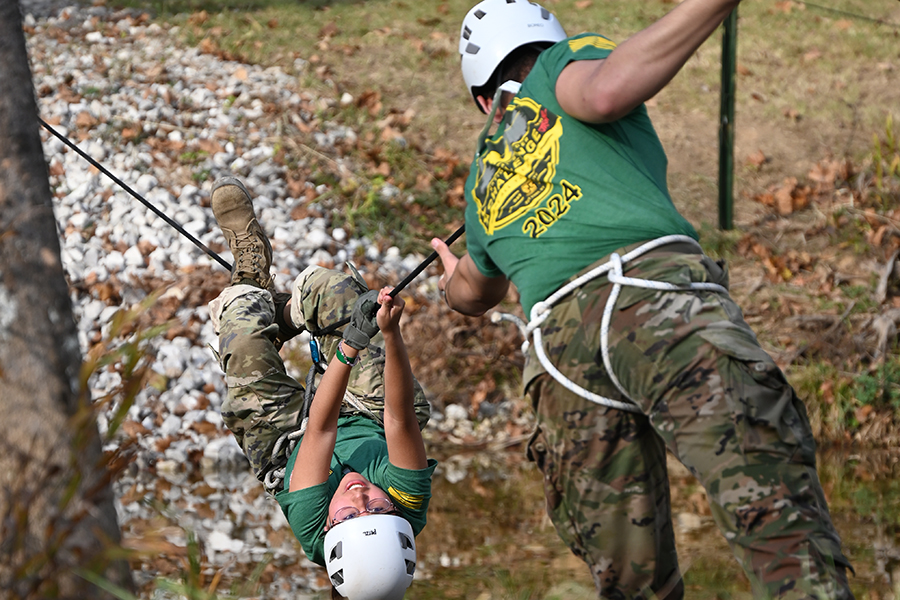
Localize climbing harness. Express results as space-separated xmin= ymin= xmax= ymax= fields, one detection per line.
xmin=491 ymin=235 xmax=729 ymax=414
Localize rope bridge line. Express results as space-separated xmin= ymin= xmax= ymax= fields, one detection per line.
xmin=792 ymin=1 xmax=900 ymax=29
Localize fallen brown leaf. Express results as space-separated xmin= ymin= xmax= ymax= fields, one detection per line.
xmin=803 ymin=49 xmax=822 ymax=62
xmin=746 ymin=149 xmax=767 ymax=168
xmin=319 ymin=21 xmax=339 ymax=39
xmin=772 ymin=0 xmax=794 ymax=14
xmin=188 ymin=10 xmax=208 ymax=26
xmin=75 ymin=111 xmax=97 ymax=127
xmin=122 ymin=420 xmax=150 ymax=439
xmin=783 ymin=107 xmax=801 ymax=121
xmin=198 ymin=37 xmax=218 ymax=55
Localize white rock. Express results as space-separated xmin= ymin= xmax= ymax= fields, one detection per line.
xmin=135 ymin=173 xmax=159 ymax=194
xmin=124 ymin=245 xmax=145 ymax=267
xmin=159 ymin=415 xmax=183 ymax=436
xmin=208 ymin=530 xmax=245 ymax=554
xmin=445 ymin=403 xmax=469 ymax=422
xmin=105 ymin=250 xmax=125 ymax=272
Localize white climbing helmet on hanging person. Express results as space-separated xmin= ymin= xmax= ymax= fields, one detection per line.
xmin=458 ymin=0 xmax=567 ymax=111
xmin=324 ymin=514 xmax=417 ymax=600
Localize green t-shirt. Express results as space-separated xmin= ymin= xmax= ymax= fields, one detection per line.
xmin=275 ymin=415 xmax=437 ymax=566
xmin=464 ymin=33 xmax=698 ymax=315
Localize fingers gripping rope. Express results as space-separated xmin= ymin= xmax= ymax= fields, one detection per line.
xmin=491 ymin=235 xmax=729 ymax=414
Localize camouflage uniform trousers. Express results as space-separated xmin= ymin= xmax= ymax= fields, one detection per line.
xmin=209 ymin=265 xmax=431 ymax=487
xmin=522 ymin=242 xmax=853 ymax=599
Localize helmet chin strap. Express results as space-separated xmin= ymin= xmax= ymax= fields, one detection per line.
xmin=476 ymin=79 xmax=522 ymax=150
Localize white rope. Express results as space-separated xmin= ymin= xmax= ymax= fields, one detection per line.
xmin=264 ymin=424 xmax=305 ymax=492
xmin=494 ymin=235 xmax=728 ymax=413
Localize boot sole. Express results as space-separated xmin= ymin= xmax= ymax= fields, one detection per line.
xmin=211 ymin=176 xmax=253 ymax=207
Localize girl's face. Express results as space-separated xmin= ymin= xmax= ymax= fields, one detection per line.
xmin=325 ymin=471 xmax=393 ymax=531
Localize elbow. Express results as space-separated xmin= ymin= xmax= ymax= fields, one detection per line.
xmin=454 ymin=303 xmax=490 ymax=317
xmin=583 ymin=90 xmax=634 ymax=123
xmin=449 ymin=293 xmax=504 ymax=317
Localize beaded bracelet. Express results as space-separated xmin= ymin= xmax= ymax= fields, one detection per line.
xmin=335 ymin=340 xmax=359 ymax=366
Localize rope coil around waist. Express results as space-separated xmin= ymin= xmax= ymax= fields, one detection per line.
xmin=492 ymin=235 xmax=729 ymax=414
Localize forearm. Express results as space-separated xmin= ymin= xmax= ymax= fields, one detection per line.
xmin=289 ymin=344 xmax=357 ymax=491
xmin=382 ymin=331 xmax=416 ymax=426
xmin=444 ymin=254 xmax=509 ymax=316
xmin=382 ymin=330 xmax=427 ymax=469
xmin=306 ymin=349 xmax=355 ymax=432
xmin=560 ymin=0 xmax=742 ymax=122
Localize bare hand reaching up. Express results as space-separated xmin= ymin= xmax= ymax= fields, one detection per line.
xmin=376 ymin=287 xmax=404 ymax=336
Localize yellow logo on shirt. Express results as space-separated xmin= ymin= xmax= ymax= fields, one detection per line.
xmin=472 ymin=97 xmax=564 ymax=235
xmin=389 ymin=487 xmax=424 ymax=510
xmin=521 ymin=179 xmax=583 ymax=238
xmin=568 ymin=35 xmax=617 ymax=53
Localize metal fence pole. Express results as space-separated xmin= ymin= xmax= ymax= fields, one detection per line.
xmin=718 ymin=8 xmax=738 ymax=230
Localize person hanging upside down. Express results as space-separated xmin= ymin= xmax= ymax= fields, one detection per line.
xmin=206 ymin=176 xmax=436 ymax=600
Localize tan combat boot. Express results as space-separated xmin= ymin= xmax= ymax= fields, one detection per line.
xmin=211 ymin=177 xmax=273 ymax=289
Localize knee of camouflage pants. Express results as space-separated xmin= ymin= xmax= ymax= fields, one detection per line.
xmin=525 ymin=373 xmax=684 ymax=599
xmin=287 ymin=264 xmax=432 ymax=430
xmin=671 ymin=334 xmax=854 ymax=600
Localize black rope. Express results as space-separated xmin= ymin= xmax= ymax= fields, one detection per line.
xmin=39 ymin=117 xmax=233 ymax=271
xmin=793 ymin=1 xmax=900 ymax=29
xmin=311 ymin=223 xmax=466 ymax=338
xmin=40 ymin=116 xmax=465 ymax=338
xmin=388 ymin=224 xmax=465 ymax=298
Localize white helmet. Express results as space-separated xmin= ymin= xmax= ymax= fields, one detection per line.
xmin=324 ymin=514 xmax=417 ymax=600
xmin=459 ymin=0 xmax=567 ymax=110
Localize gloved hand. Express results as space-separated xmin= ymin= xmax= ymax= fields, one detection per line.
xmin=342 ymin=289 xmax=380 ymax=350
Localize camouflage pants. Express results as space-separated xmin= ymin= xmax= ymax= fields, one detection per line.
xmin=209 ymin=265 xmax=431 ymax=487
xmin=523 ymin=243 xmax=853 ymax=599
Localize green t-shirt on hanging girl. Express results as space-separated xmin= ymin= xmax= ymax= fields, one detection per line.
xmin=464 ymin=33 xmax=698 ymax=316
xmin=275 ymin=415 xmax=437 ymax=566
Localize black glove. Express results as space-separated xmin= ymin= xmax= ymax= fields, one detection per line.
xmin=342 ymin=289 xmax=380 ymax=350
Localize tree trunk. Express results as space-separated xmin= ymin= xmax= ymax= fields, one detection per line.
xmin=0 ymin=2 xmax=134 ymax=598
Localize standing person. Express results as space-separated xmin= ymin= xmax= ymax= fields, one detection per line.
xmin=432 ymin=0 xmax=854 ymax=598
xmin=207 ymin=176 xmax=436 ymax=600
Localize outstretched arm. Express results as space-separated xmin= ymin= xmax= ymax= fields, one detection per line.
xmin=288 ymin=288 xmax=380 ymax=492
xmin=431 ymin=238 xmax=509 ymax=316
xmin=376 ymin=288 xmax=428 ymax=470
xmin=556 ymin=0 xmax=742 ymax=123
xmin=289 ymin=338 xmax=359 ymax=491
